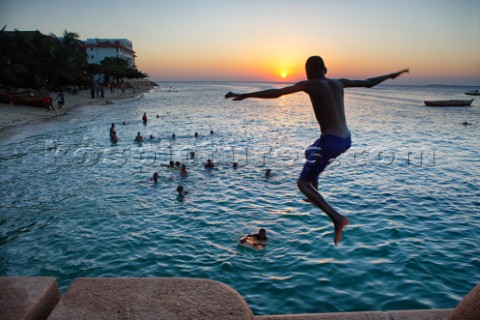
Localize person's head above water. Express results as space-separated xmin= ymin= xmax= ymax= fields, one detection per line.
xmin=305 ymin=56 xmax=327 ymax=80
xmin=258 ymin=228 xmax=267 ymax=236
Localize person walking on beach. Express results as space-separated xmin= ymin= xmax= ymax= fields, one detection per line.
xmin=55 ymin=92 xmax=65 ymax=110
xmin=43 ymin=94 xmax=54 ymax=111
xmin=225 ymin=55 xmax=408 ymax=245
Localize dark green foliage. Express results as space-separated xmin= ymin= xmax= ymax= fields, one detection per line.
xmin=0 ymin=28 xmax=147 ymax=90
xmin=99 ymin=57 xmax=148 ymax=83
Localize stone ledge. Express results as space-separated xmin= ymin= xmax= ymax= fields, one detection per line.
xmin=256 ymin=309 xmax=452 ymax=320
xmin=47 ymin=277 xmax=254 ymax=320
xmin=0 ymin=276 xmax=61 ymax=320
xmin=448 ymin=283 xmax=480 ymax=320
xmin=0 ymin=277 xmax=477 ymax=320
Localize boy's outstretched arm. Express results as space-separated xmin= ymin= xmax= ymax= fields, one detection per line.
xmin=225 ymin=83 xmax=305 ymax=101
xmin=340 ymin=68 xmax=409 ymax=88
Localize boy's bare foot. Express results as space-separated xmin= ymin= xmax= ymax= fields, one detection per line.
xmin=334 ymin=217 xmax=349 ymax=245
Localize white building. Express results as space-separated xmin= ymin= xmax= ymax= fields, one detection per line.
xmin=85 ymin=38 xmax=136 ymax=67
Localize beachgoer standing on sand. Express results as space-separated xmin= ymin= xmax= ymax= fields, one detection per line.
xmin=225 ymin=55 xmax=408 ymax=245
xmin=55 ymin=92 xmax=65 ymax=110
xmin=43 ymin=94 xmax=54 ymax=111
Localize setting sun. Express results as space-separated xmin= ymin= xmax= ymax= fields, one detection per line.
xmin=281 ymin=73 xmax=287 ymax=79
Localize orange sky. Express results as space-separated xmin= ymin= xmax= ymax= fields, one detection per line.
xmin=2 ymin=0 xmax=479 ymax=84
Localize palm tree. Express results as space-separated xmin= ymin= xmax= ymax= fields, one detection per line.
xmin=0 ymin=29 xmax=32 ymax=87
xmin=0 ymin=26 xmax=21 ymax=86
xmin=49 ymin=30 xmax=88 ymax=89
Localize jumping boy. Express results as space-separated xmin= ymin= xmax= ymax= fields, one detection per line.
xmin=225 ymin=55 xmax=408 ymax=245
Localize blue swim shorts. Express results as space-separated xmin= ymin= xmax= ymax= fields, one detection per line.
xmin=299 ymin=134 xmax=351 ymax=182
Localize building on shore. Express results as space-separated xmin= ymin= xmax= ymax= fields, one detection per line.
xmin=85 ymin=38 xmax=136 ymax=67
xmin=85 ymin=38 xmax=136 ymax=83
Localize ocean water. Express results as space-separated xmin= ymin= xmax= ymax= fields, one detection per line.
xmin=0 ymin=82 xmax=478 ymax=315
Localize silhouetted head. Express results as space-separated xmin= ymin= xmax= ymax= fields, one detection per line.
xmin=305 ymin=56 xmax=327 ymax=79
xmin=259 ymin=228 xmax=267 ymax=236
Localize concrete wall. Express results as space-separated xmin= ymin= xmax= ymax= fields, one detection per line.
xmin=0 ymin=277 xmax=478 ymax=320
xmin=0 ymin=277 xmax=60 ymax=320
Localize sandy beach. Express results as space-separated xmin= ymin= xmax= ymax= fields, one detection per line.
xmin=0 ymin=80 xmax=156 ymax=133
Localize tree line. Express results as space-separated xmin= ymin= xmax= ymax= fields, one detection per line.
xmin=0 ymin=28 xmax=148 ymax=91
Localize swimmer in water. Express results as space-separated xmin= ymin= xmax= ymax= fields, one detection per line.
xmin=109 ymin=123 xmax=118 ymax=143
xmin=239 ymin=228 xmax=268 ymax=249
xmin=176 ymin=185 xmax=188 ymax=196
xmin=265 ymin=169 xmax=272 ymax=177
xmin=180 ymin=164 xmax=187 ymax=177
xmin=205 ymin=159 xmax=214 ymax=169
xmin=135 ymin=131 xmax=144 ymax=143
xmin=151 ymin=172 xmax=159 ymax=183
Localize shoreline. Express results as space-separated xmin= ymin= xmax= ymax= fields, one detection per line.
xmin=0 ymin=80 xmax=155 ymax=135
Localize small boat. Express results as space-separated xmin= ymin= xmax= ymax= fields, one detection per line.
xmin=465 ymin=90 xmax=480 ymax=96
xmin=424 ymin=99 xmax=473 ymax=107
xmin=0 ymin=92 xmax=50 ymax=109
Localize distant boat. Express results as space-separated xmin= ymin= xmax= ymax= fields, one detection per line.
xmin=465 ymin=90 xmax=480 ymax=96
xmin=424 ymin=99 xmax=474 ymax=107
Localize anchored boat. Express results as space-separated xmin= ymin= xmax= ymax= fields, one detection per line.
xmin=465 ymin=90 xmax=480 ymax=96
xmin=424 ymin=99 xmax=473 ymax=107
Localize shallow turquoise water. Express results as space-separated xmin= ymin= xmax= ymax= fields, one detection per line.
xmin=0 ymin=83 xmax=479 ymax=315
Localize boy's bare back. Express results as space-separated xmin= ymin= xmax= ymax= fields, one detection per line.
xmin=298 ymin=78 xmax=350 ymax=138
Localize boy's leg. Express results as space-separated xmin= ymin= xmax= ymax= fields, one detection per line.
xmin=299 ymin=136 xmax=350 ymax=244
xmin=297 ymin=179 xmax=348 ymax=244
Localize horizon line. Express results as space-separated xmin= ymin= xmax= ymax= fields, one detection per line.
xmin=147 ymin=80 xmax=480 ymax=87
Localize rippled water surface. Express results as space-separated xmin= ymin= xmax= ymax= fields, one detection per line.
xmin=1 ymin=83 xmax=479 ymax=315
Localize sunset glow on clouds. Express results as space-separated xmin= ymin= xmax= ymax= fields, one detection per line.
xmin=2 ymin=0 xmax=479 ymax=84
